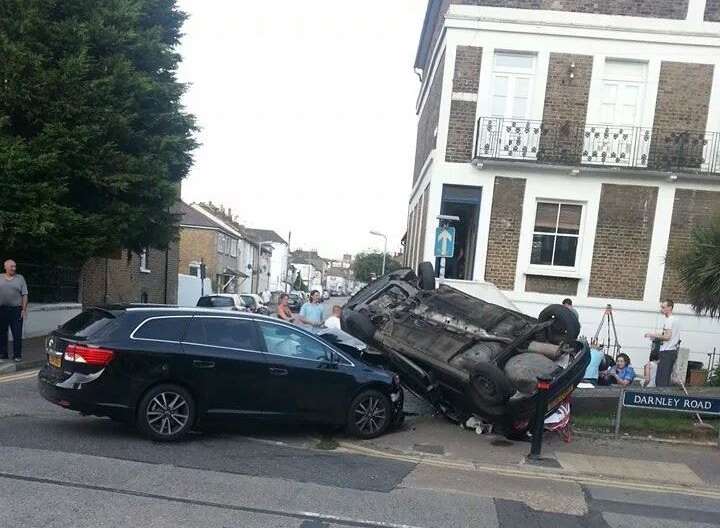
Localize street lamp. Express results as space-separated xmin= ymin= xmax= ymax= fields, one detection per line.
xmin=369 ymin=230 xmax=388 ymax=277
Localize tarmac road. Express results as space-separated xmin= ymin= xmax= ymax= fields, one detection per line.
xmin=1 ymin=370 xmax=719 ymax=527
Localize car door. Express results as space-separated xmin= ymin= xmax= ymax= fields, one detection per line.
xmin=181 ymin=316 xmax=270 ymax=417
xmin=255 ymin=321 xmax=357 ymax=423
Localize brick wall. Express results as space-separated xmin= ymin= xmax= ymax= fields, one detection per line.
xmin=446 ymin=46 xmax=482 ymax=163
xmin=414 ymin=55 xmax=445 ymax=184
xmin=588 ymin=184 xmax=658 ymax=300
xmin=451 ymin=0 xmax=688 ymax=19
xmin=705 ymin=0 xmax=720 ymax=21
xmin=661 ymin=189 xmax=720 ymax=303
xmin=81 ymin=244 xmax=179 ymax=306
xmin=648 ymin=62 xmax=714 ymax=171
xmin=538 ymin=53 xmax=593 ymax=164
xmin=178 ymin=228 xmax=218 ymax=279
xmin=525 ymin=275 xmax=578 ymax=296
xmin=484 ymin=176 xmax=526 ymax=290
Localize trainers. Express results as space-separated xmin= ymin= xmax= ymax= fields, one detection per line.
xmin=13 ymin=358 xmax=21 ymax=362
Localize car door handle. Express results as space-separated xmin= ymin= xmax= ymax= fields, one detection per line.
xmin=269 ymin=367 xmax=288 ymax=376
xmin=193 ymin=360 xmax=215 ymax=369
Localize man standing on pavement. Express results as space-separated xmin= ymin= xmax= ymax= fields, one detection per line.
xmin=644 ymin=299 xmax=680 ymax=387
xmin=296 ymin=290 xmax=324 ymax=329
xmin=0 ymin=260 xmax=28 ymax=362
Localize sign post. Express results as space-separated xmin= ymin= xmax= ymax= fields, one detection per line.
xmin=434 ymin=225 xmax=456 ymax=279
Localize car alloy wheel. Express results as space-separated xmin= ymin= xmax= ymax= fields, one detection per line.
xmin=137 ymin=383 xmax=195 ymax=442
xmin=348 ymin=389 xmax=391 ymax=439
xmin=146 ymin=391 xmax=189 ymax=437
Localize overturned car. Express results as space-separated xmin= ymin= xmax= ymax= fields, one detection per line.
xmin=341 ymin=263 xmax=590 ymax=438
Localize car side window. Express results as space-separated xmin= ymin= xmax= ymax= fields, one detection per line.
xmin=258 ymin=323 xmax=329 ymax=361
xmin=184 ymin=317 xmax=260 ymax=350
xmin=134 ymin=317 xmax=190 ymax=342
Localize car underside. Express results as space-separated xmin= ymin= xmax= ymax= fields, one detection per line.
xmin=341 ymin=263 xmax=590 ymax=437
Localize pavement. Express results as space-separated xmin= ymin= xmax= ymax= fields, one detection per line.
xmin=2 ymin=370 xmax=720 ymax=527
xmin=0 ymin=335 xmax=47 ymax=374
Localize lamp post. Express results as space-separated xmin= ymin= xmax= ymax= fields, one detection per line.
xmin=369 ymin=230 xmax=388 ymax=277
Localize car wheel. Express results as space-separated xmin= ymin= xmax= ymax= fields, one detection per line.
xmin=417 ymin=261 xmax=436 ymax=291
xmin=137 ymin=384 xmax=196 ymax=442
xmin=538 ymin=304 xmax=581 ymax=345
xmin=470 ymin=363 xmax=515 ymax=405
xmin=346 ymin=389 xmax=392 ymax=439
xmin=342 ymin=310 xmax=376 ymax=343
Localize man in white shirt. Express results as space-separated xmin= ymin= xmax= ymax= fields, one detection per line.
xmin=324 ymin=305 xmax=342 ymax=330
xmin=644 ymin=299 xmax=680 ymax=387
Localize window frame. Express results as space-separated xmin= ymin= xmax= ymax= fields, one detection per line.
xmin=528 ymin=200 xmax=584 ymax=272
xmin=181 ymin=315 xmax=263 ymax=353
xmin=490 ymin=51 xmax=537 ymax=120
xmin=139 ymin=248 xmax=151 ymax=273
xmin=257 ymin=320 xmax=354 ymax=366
xmin=130 ymin=316 xmax=193 ymax=344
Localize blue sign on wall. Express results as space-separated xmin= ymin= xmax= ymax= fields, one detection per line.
xmin=623 ymin=391 xmax=720 ymax=416
xmin=434 ymin=226 xmax=456 ymax=258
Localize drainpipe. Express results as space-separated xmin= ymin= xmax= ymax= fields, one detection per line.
xmin=163 ymin=247 xmax=169 ymax=304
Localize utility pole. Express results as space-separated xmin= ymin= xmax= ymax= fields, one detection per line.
xmin=369 ymin=230 xmax=388 ymax=276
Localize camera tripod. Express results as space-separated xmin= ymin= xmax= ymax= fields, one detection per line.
xmin=593 ymin=304 xmax=622 ymax=359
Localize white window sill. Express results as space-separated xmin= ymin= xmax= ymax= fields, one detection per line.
xmin=140 ymin=268 xmax=152 ymax=274
xmin=524 ymin=267 xmax=581 ymax=280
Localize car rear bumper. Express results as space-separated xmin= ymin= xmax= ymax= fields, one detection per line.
xmin=38 ymin=367 xmax=132 ymax=421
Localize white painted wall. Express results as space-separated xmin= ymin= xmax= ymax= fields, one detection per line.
xmin=15 ymin=304 xmax=82 ymax=339
xmin=268 ymin=242 xmax=289 ymax=292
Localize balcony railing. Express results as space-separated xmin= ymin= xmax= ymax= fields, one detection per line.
xmin=474 ymin=117 xmax=720 ymax=175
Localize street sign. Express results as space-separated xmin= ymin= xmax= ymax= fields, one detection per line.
xmin=623 ymin=390 xmax=720 ymax=416
xmin=434 ymin=226 xmax=456 ymax=258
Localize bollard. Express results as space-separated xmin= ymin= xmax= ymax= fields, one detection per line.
xmin=528 ymin=375 xmax=552 ymax=459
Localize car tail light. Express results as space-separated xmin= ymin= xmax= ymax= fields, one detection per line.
xmin=64 ymin=344 xmax=115 ymax=366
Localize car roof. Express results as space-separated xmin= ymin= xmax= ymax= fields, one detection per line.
xmin=121 ymin=305 xmax=280 ymax=320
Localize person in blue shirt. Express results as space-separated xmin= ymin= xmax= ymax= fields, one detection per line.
xmin=297 ymin=290 xmax=325 ymax=329
xmin=583 ymin=339 xmax=604 ymax=383
xmin=600 ymin=353 xmax=635 ymax=386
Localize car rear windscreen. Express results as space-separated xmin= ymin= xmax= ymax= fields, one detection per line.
xmin=60 ymin=309 xmax=116 ymax=338
xmin=198 ymin=297 xmax=234 ymax=307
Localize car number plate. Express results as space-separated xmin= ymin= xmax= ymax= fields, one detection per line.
xmin=48 ymin=354 xmax=62 ymax=368
xmin=549 ymin=386 xmax=574 ymax=410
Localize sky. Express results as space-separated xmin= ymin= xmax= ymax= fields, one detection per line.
xmin=176 ymin=0 xmax=427 ymax=260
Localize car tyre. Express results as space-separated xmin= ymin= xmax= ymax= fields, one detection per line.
xmin=137 ymin=384 xmax=196 ymax=442
xmin=538 ymin=304 xmax=581 ymax=345
xmin=469 ymin=363 xmax=515 ymax=405
xmin=417 ymin=261 xmax=436 ymax=291
xmin=342 ymin=310 xmax=376 ymax=343
xmin=346 ymin=389 xmax=392 ymax=439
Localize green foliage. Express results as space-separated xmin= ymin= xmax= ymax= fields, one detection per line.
xmin=674 ymin=215 xmax=720 ymax=318
xmin=708 ymin=365 xmax=720 ymax=387
xmin=352 ymin=252 xmax=401 ymax=282
xmin=0 ymin=0 xmax=196 ymax=264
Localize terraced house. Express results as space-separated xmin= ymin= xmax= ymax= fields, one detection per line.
xmin=406 ymin=0 xmax=720 ymax=365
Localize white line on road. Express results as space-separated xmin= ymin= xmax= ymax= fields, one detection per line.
xmin=0 ymin=370 xmax=39 ymax=384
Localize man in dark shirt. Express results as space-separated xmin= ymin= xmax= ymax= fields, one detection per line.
xmin=0 ymin=260 xmax=29 ymax=361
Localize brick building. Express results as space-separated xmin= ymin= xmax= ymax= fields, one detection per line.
xmin=80 ymin=205 xmax=181 ymax=306
xmin=406 ymin=0 xmax=720 ymax=365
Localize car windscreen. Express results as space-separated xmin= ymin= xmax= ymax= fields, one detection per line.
xmin=198 ymin=297 xmax=234 ymax=307
xmin=240 ymin=296 xmax=256 ymax=307
xmin=59 ymin=308 xmax=116 ymax=338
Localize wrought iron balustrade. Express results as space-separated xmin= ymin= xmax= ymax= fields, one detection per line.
xmin=473 ymin=116 xmax=720 ymax=176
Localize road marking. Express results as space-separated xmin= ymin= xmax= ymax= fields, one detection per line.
xmin=338 ymin=442 xmax=720 ymax=501
xmin=0 ymin=471 xmax=425 ymax=528
xmin=0 ymin=370 xmax=39 ymax=384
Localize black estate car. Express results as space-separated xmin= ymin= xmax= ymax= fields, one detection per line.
xmin=38 ymin=306 xmax=403 ymax=441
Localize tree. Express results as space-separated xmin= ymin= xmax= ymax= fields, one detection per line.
xmin=352 ymin=252 xmax=401 ymax=282
xmin=0 ymin=0 xmax=196 ymax=264
xmin=674 ymin=214 xmax=720 ymax=318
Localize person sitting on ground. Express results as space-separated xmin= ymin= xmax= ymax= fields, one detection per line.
xmin=276 ymin=293 xmax=294 ymax=322
xmin=643 ymin=350 xmax=659 ymax=388
xmin=582 ymin=338 xmax=604 ymax=384
xmin=600 ymin=353 xmax=635 ymax=386
xmin=296 ymin=290 xmax=324 ymax=329
xmin=324 ymin=305 xmax=342 ymax=330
